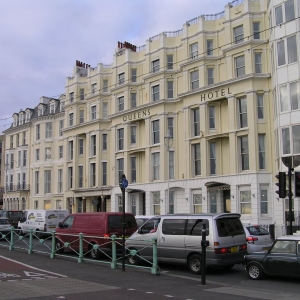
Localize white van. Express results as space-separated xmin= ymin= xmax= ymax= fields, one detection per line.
xmin=18 ymin=210 xmax=69 ymax=237
xmin=126 ymin=213 xmax=247 ymax=274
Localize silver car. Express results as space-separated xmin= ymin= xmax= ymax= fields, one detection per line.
xmin=0 ymin=217 xmax=11 ymax=239
xmin=243 ymin=224 xmax=273 ymax=254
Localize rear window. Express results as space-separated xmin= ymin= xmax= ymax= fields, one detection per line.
xmin=108 ymin=215 xmax=137 ymax=229
xmin=246 ymin=226 xmax=269 ymax=236
xmin=217 ymin=217 xmax=244 ymax=237
xmin=7 ymin=211 xmax=24 ymax=219
xmin=0 ymin=219 xmax=11 ymax=225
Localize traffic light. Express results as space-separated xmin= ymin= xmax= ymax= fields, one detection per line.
xmin=275 ymin=172 xmax=286 ymax=198
xmin=295 ymin=172 xmax=300 ymax=197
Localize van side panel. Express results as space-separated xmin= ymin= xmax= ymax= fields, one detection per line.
xmin=88 ymin=215 xmax=104 ymax=236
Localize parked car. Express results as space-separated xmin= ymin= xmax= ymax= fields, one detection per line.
xmin=126 ymin=213 xmax=247 ymax=274
xmin=245 ymin=235 xmax=300 ymax=280
xmin=56 ymin=212 xmax=138 ymax=259
xmin=135 ymin=215 xmax=155 ymax=228
xmin=243 ymin=224 xmax=273 ymax=254
xmin=0 ymin=210 xmax=24 ymax=228
xmin=0 ymin=217 xmax=12 ymax=239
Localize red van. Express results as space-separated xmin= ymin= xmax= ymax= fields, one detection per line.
xmin=55 ymin=212 xmax=137 ymax=259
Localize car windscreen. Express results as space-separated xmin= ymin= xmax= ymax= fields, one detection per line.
xmin=108 ymin=215 xmax=137 ymax=229
xmin=216 ymin=217 xmax=244 ymax=237
xmin=136 ymin=218 xmax=147 ymax=228
xmin=246 ymin=226 xmax=269 ymax=236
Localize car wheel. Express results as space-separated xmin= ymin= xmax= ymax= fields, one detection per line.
xmin=90 ymin=244 xmax=101 ymax=259
xmin=188 ymin=254 xmax=202 ymax=274
xmin=247 ymin=263 xmax=264 ymax=280
xmin=55 ymin=239 xmax=64 ymax=254
xmin=127 ymin=249 xmax=140 ymax=265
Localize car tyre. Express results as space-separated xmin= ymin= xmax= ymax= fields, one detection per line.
xmin=247 ymin=263 xmax=264 ymax=280
xmin=55 ymin=239 xmax=64 ymax=254
xmin=127 ymin=249 xmax=140 ymax=265
xmin=188 ymin=254 xmax=202 ymax=275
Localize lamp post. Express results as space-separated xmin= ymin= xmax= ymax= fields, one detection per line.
xmin=164 ymin=130 xmax=173 ymax=212
xmin=119 ymin=174 xmax=128 ymax=271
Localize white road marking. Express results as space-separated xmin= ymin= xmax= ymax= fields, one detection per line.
xmin=0 ymin=255 xmax=68 ymax=278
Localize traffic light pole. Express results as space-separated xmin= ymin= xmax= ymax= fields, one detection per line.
xmin=288 ymin=166 xmax=293 ymax=235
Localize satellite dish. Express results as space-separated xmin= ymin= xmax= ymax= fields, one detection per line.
xmin=92 ymin=198 xmax=99 ymax=206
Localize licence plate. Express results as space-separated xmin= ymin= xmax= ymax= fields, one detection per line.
xmin=231 ymin=246 xmax=238 ymax=253
xmin=262 ymin=247 xmax=270 ymax=251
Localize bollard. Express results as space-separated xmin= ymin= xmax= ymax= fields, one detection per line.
xmin=78 ymin=233 xmax=83 ymax=263
xmin=9 ymin=226 xmax=14 ymax=251
xmin=151 ymin=237 xmax=160 ymax=275
xmin=110 ymin=235 xmax=117 ymax=269
xmin=28 ymin=229 xmax=33 ymax=254
xmin=50 ymin=230 xmax=56 ymax=259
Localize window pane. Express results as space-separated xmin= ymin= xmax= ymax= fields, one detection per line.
xmin=277 ymin=40 xmax=285 ymax=66
xmin=234 ymin=26 xmax=244 ymax=44
xmin=241 ymin=136 xmax=249 ymax=170
xmin=290 ymin=82 xmax=300 ymax=110
xmin=253 ymin=22 xmax=260 ymax=39
xmin=280 ymin=85 xmax=288 ymax=112
xmin=287 ymin=36 xmax=297 ymax=64
xmin=285 ymin=0 xmax=295 ymax=22
xmin=282 ymin=128 xmax=290 ymax=154
xmin=257 ymin=94 xmax=264 ymax=119
xmin=292 ymin=125 xmax=300 ymax=154
xmin=258 ymin=134 xmax=266 ymax=169
xmin=275 ymin=6 xmax=283 ymax=25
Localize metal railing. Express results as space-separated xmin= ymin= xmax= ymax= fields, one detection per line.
xmin=0 ymin=227 xmax=160 ymax=275
xmin=5 ymin=184 xmax=30 ymax=192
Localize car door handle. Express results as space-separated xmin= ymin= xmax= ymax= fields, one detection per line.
xmin=161 ymin=237 xmax=165 ymax=242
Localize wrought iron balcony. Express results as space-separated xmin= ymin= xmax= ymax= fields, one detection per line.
xmin=5 ymin=184 xmax=30 ymax=192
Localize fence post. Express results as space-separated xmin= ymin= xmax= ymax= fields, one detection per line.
xmin=50 ymin=230 xmax=56 ymax=259
xmin=9 ymin=226 xmax=14 ymax=251
xmin=28 ymin=229 xmax=33 ymax=254
xmin=151 ymin=237 xmax=160 ymax=275
xmin=78 ymin=233 xmax=83 ymax=263
xmin=111 ymin=235 xmax=117 ymax=269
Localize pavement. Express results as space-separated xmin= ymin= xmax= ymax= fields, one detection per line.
xmin=0 ymin=246 xmax=300 ymax=300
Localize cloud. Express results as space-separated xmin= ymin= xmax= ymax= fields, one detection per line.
xmin=0 ymin=0 xmax=229 ymax=133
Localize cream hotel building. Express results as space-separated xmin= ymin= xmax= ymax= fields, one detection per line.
xmin=2 ymin=0 xmax=300 ymax=237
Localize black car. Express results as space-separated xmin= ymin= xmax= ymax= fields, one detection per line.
xmin=245 ymin=235 xmax=300 ymax=280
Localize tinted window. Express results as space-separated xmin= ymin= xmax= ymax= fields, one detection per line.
xmin=108 ymin=215 xmax=137 ymax=229
xmin=186 ymin=219 xmax=209 ymax=236
xmin=7 ymin=211 xmax=24 ymax=220
xmin=162 ymin=219 xmax=185 ymax=235
xmin=216 ymin=218 xmax=244 ymax=237
xmin=246 ymin=226 xmax=269 ymax=236
xmin=0 ymin=219 xmax=11 ymax=225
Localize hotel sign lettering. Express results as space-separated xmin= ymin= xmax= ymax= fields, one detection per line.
xmin=200 ymin=87 xmax=232 ymax=102
xmin=123 ymin=109 xmax=151 ymax=122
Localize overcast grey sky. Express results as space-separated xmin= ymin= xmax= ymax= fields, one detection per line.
xmin=0 ymin=0 xmax=230 ymax=133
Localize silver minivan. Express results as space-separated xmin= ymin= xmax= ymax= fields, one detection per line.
xmin=126 ymin=213 xmax=247 ymax=274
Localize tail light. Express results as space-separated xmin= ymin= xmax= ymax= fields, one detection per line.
xmin=246 ymin=236 xmax=258 ymax=244
xmin=103 ymin=233 xmax=110 ymax=238
xmin=214 ymin=244 xmax=247 ymax=254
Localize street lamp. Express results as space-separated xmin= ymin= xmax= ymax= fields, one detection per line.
xmin=164 ymin=130 xmax=173 ymax=212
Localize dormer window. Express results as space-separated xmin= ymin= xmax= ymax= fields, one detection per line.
xmin=60 ymin=101 xmax=65 ymax=112
xmin=19 ymin=114 xmax=24 ymax=125
xmin=25 ymin=112 xmax=31 ymax=122
xmin=50 ymin=104 xmax=55 ymax=114
xmin=13 ymin=116 xmax=18 ymax=127
xmin=38 ymin=107 xmax=44 ymax=116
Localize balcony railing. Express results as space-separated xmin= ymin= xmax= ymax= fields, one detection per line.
xmin=5 ymin=184 xmax=30 ymax=192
